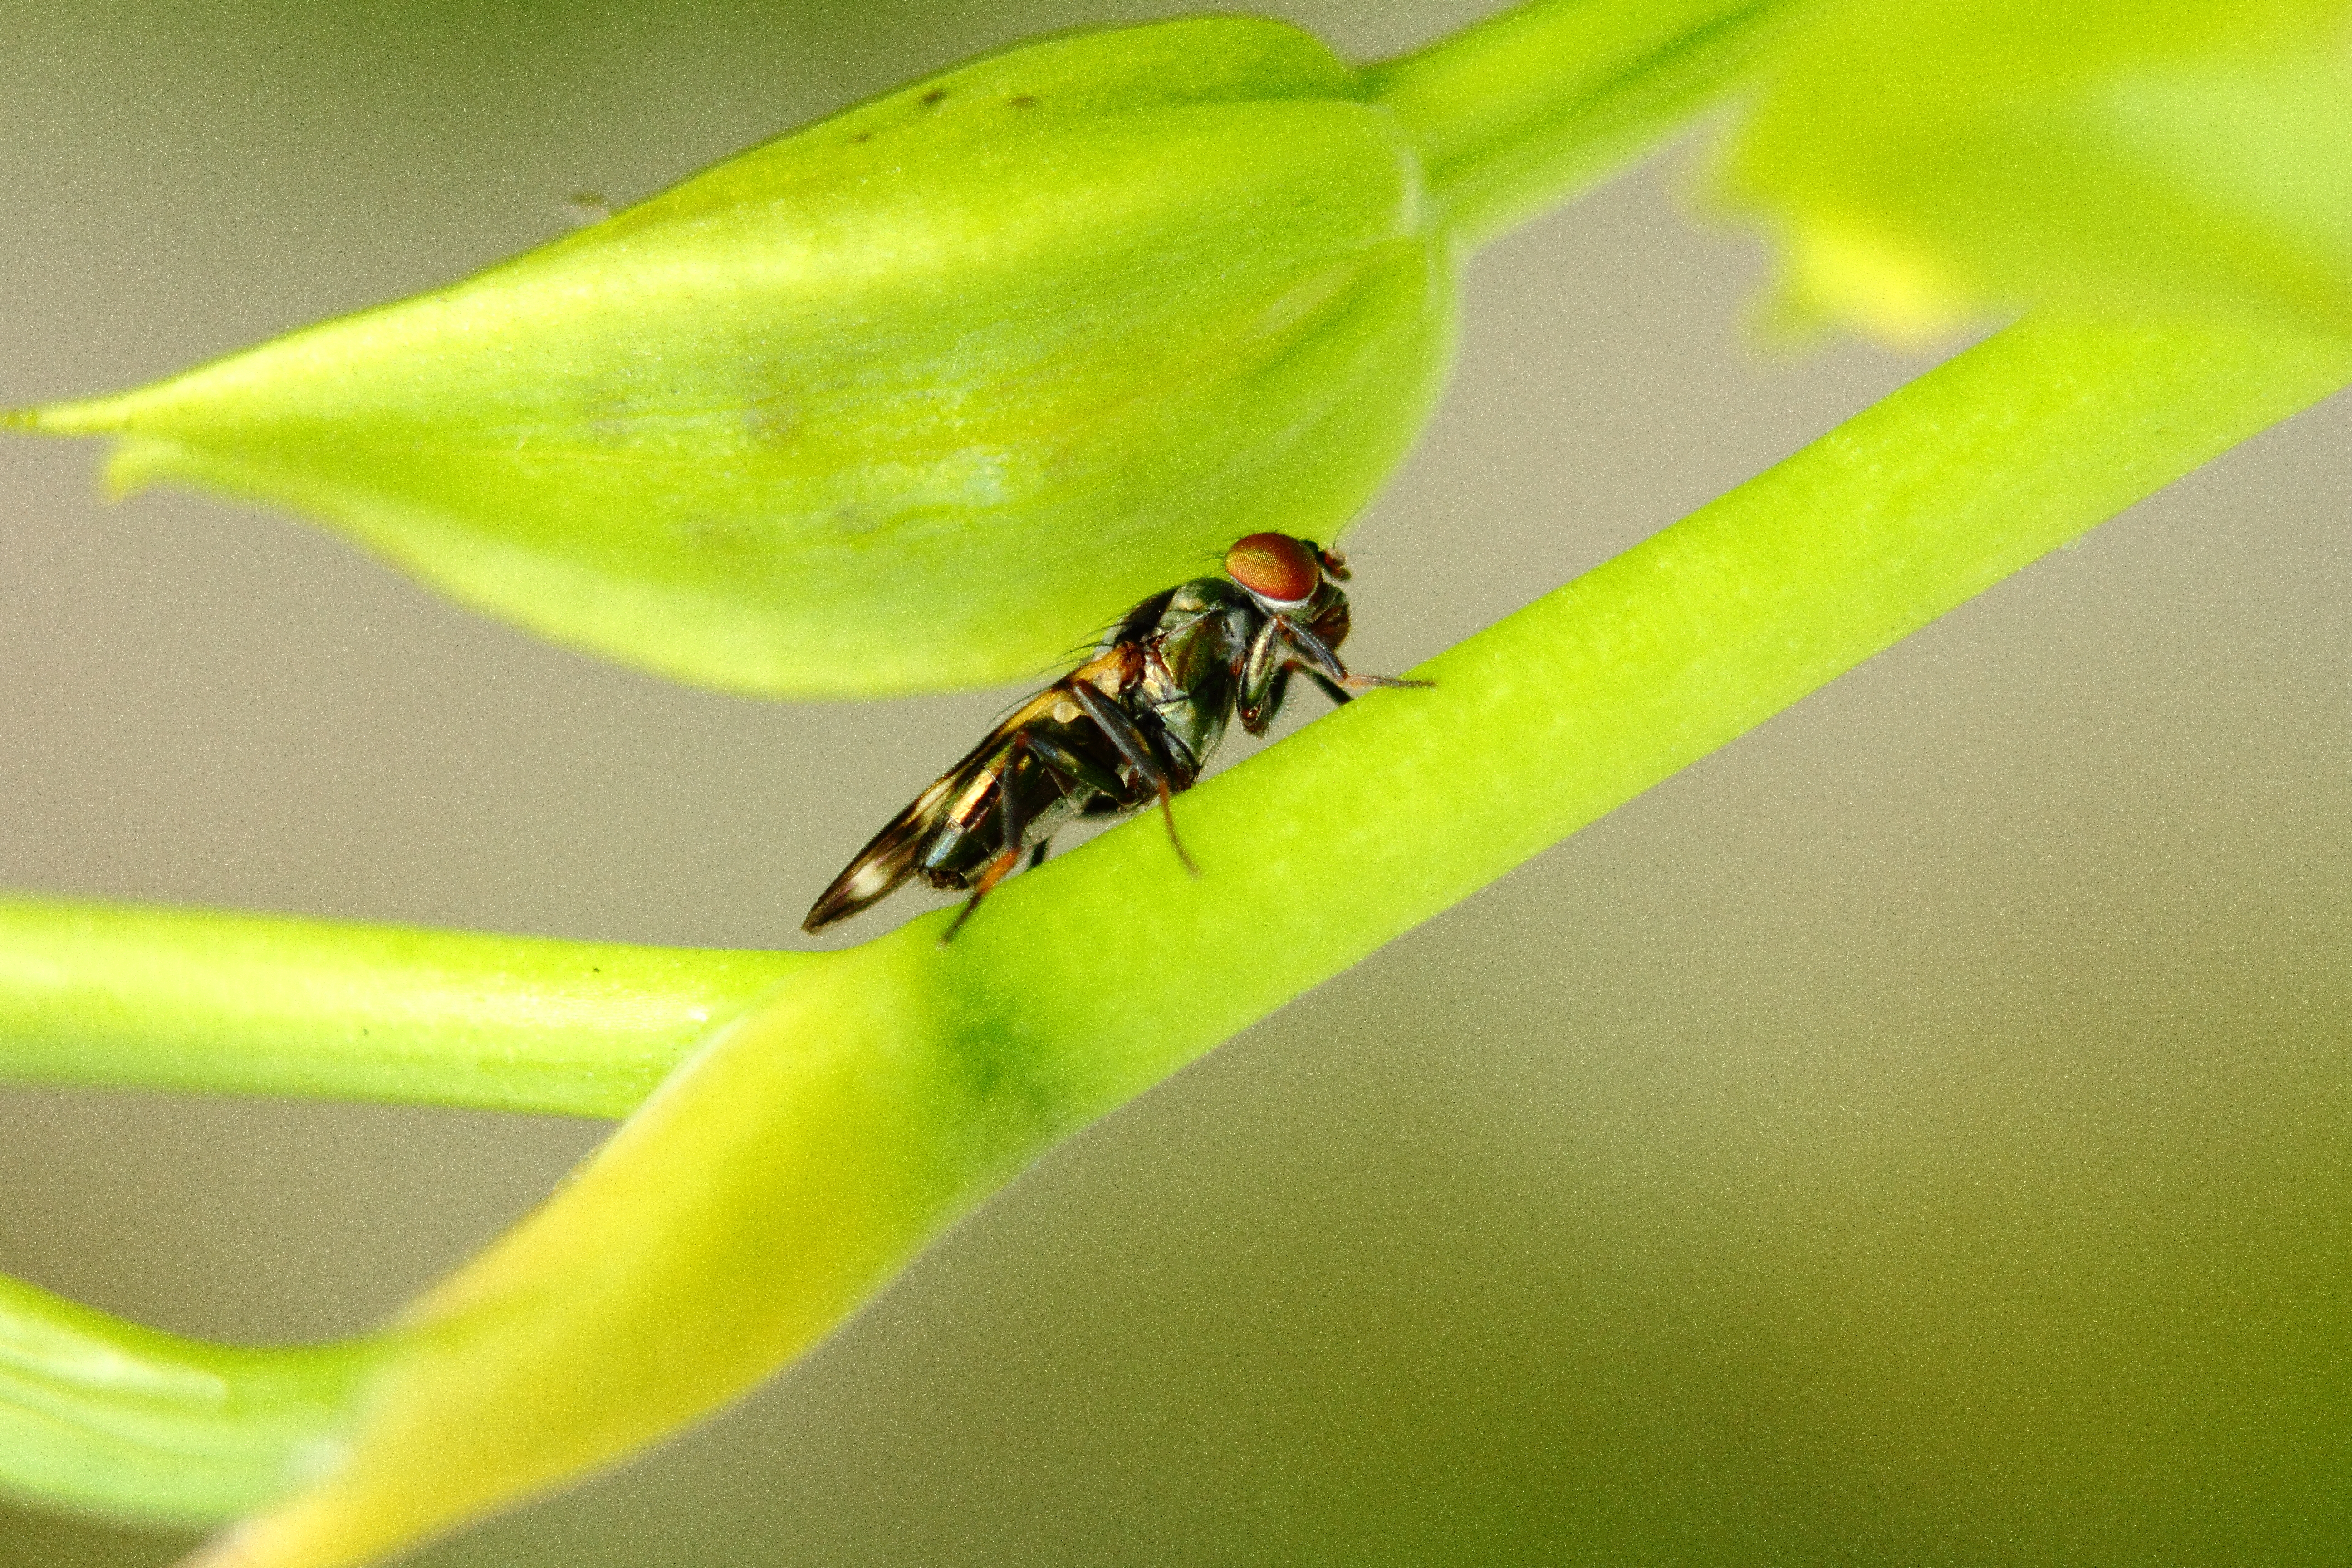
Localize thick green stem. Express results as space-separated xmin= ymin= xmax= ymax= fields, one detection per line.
xmin=0 ymin=1277 xmax=382 ymax=1527
xmin=1368 ymin=0 xmax=1829 ymax=250
xmin=0 ymin=0 xmax=1842 ymax=1119
xmin=940 ymin=316 xmax=2352 ymax=1123
xmin=0 ymin=902 xmax=804 ymax=1117
xmin=150 ymin=315 xmax=2347 ymax=1568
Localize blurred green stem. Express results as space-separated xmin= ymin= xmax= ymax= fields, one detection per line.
xmin=0 ymin=902 xmax=804 ymax=1117
xmin=1370 ymin=0 xmax=1827 ymax=248
xmin=0 ymin=1275 xmax=382 ymax=1528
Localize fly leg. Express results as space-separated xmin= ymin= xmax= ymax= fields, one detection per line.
xmin=1242 ymin=619 xmax=1430 ymax=736
xmin=1305 ymin=670 xmax=1354 ymax=707
xmin=1284 ymin=622 xmax=1433 ymax=695
xmin=1009 ymin=730 xmax=1131 ymax=873
xmin=1067 ymin=682 xmax=1197 ymax=876
xmin=1021 ymin=730 xmax=1132 ymax=805
xmin=1236 ymin=618 xmax=1294 ymax=734
xmin=946 ymin=726 xmax=1145 ymax=941
xmin=941 ymin=759 xmax=1034 ymax=945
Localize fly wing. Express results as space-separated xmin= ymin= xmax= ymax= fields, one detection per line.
xmin=801 ymin=687 xmax=1071 ymax=934
xmin=801 ymin=793 xmax=936 ymax=933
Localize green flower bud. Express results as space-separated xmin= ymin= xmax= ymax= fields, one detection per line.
xmin=13 ymin=19 xmax=1452 ymax=696
xmin=0 ymin=8 xmax=1847 ymax=1563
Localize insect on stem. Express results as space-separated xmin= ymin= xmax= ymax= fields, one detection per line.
xmin=804 ymin=532 xmax=1427 ymax=940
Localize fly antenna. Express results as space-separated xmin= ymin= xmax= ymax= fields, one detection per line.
xmin=1327 ymin=497 xmax=1375 ymax=550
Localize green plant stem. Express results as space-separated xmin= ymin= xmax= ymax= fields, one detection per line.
xmin=154 ymin=315 xmax=2350 ymax=1568
xmin=0 ymin=1276 xmax=382 ymax=1527
xmin=1368 ymin=0 xmax=1829 ymax=249
xmin=0 ymin=6 xmax=2341 ymax=1557
xmin=0 ymin=0 xmax=1851 ymax=1125
xmin=0 ymin=901 xmax=804 ymax=1117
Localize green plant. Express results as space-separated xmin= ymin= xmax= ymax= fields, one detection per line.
xmin=3 ymin=2 xmax=2346 ymax=1566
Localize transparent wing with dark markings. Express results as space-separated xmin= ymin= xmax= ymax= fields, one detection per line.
xmin=800 ymin=686 xmax=1073 ymax=933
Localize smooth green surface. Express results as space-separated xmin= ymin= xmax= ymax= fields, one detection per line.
xmin=131 ymin=317 xmax=2342 ymax=1568
xmin=1723 ymin=0 xmax=2352 ymax=341
xmin=10 ymin=18 xmax=1451 ymax=697
xmin=0 ymin=901 xmax=805 ymax=1117
xmin=0 ymin=0 xmax=1818 ymax=700
xmin=1372 ymin=0 xmax=1825 ymax=249
xmin=0 ymin=1275 xmax=381 ymax=1529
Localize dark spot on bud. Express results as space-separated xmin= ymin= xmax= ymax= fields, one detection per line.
xmin=852 ymin=132 xmax=871 ymax=143
xmin=742 ymin=397 xmax=795 ymax=447
xmin=1009 ymin=95 xmax=1039 ymax=109
xmin=921 ymin=88 xmax=947 ymax=106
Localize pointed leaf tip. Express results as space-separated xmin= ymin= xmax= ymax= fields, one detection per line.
xmin=0 ymin=396 xmax=135 ymax=436
xmin=0 ymin=17 xmax=1449 ymax=698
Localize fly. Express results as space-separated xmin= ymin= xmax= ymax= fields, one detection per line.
xmin=803 ymin=532 xmax=1429 ymax=940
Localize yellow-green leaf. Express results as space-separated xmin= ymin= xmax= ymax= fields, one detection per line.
xmin=1722 ymin=0 xmax=2352 ymax=343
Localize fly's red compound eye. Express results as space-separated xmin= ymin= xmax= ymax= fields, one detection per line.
xmin=1225 ymin=533 xmax=1321 ymax=605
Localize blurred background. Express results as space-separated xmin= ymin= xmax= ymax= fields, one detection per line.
xmin=2 ymin=2 xmax=2347 ymax=1564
